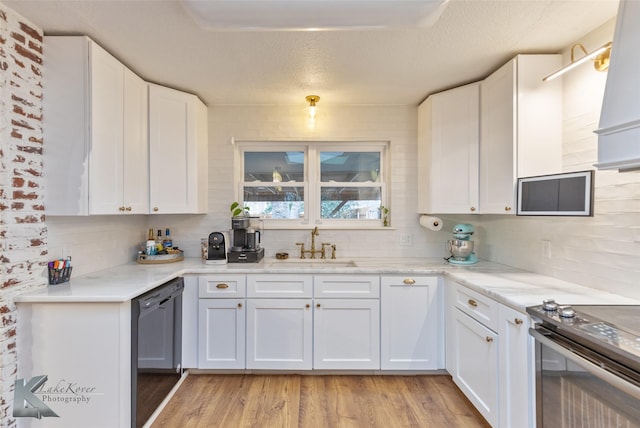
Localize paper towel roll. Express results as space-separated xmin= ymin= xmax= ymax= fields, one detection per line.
xmin=420 ymin=215 xmax=443 ymax=231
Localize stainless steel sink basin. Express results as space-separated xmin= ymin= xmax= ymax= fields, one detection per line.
xmin=266 ymin=259 xmax=357 ymax=268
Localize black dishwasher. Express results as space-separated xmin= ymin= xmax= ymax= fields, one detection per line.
xmin=131 ymin=277 xmax=184 ymax=428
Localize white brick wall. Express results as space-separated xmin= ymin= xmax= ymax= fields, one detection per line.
xmin=0 ymin=4 xmax=44 ymax=426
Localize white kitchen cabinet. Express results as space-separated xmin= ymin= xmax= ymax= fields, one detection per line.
xmin=197 ymin=274 xmax=246 ymax=369
xmin=246 ymin=298 xmax=313 ymax=370
xmin=198 ymin=299 xmax=245 ymax=369
xmin=447 ymin=280 xmax=536 ymax=428
xmin=149 ymin=84 xmax=208 ymax=214
xmin=313 ymin=275 xmax=380 ymax=370
xmin=245 ymin=274 xmax=313 ymax=370
xmin=43 ymin=36 xmax=148 ymax=215
xmin=380 ymin=275 xmax=442 ymax=370
xmin=313 ymin=299 xmax=380 ymax=369
xmin=498 ymin=304 xmax=535 ymax=428
xmin=452 ymin=308 xmax=499 ymax=427
xmin=182 ymin=275 xmax=199 ymax=368
xmin=479 ymin=54 xmax=562 ymax=214
xmin=418 ymin=83 xmax=480 ymax=214
xmin=17 ymin=301 xmax=132 ymax=427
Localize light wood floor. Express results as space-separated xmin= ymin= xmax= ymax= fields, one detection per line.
xmin=152 ymin=374 xmax=491 ymax=427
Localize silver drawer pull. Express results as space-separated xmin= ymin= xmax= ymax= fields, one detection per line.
xmin=468 ymin=299 xmax=478 ymax=307
xmin=216 ymin=283 xmax=229 ymax=289
xmin=403 ymin=278 xmax=416 ymax=285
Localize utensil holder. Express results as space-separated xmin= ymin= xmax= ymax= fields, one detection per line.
xmin=48 ymin=266 xmax=72 ymax=285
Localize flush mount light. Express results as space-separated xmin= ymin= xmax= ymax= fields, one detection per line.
xmin=306 ymin=95 xmax=320 ymax=120
xmin=543 ymin=42 xmax=612 ymax=82
xmin=180 ymin=0 xmax=449 ymax=31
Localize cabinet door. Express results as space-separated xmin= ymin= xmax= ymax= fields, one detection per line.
xmin=381 ymin=276 xmax=441 ymax=370
xmin=88 ymin=41 xmax=125 ymax=215
xmin=418 ymin=83 xmax=480 ymax=214
xmin=453 ymin=308 xmax=498 ymax=427
xmin=246 ymin=299 xmax=312 ymax=370
xmin=499 ymin=305 xmax=534 ymax=428
xmin=198 ymin=299 xmax=245 ymax=369
xmin=313 ymin=299 xmax=380 ymax=370
xmin=122 ymin=69 xmax=149 ymax=214
xmin=480 ymin=58 xmax=516 ymax=215
xmin=149 ymin=85 xmax=208 ymax=214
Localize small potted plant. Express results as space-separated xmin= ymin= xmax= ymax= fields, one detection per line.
xmin=230 ymin=201 xmax=249 ymax=218
xmin=380 ymin=205 xmax=389 ymax=227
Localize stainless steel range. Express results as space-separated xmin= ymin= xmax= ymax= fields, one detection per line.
xmin=527 ymin=300 xmax=640 ymax=427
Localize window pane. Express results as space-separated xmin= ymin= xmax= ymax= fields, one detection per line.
xmin=320 ymin=187 xmax=381 ymax=219
xmin=244 ymin=186 xmax=304 ymax=219
xmin=244 ymin=152 xmax=304 ymax=182
xmin=320 ymin=152 xmax=380 ymax=183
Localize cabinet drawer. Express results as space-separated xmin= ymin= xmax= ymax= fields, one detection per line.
xmin=199 ymin=275 xmax=246 ymax=298
xmin=454 ymin=282 xmax=498 ymax=331
xmin=314 ymin=275 xmax=380 ymax=298
xmin=247 ymin=274 xmax=312 ymax=298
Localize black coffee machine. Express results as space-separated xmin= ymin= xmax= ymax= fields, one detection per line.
xmin=228 ymin=217 xmax=264 ymax=263
xmin=206 ymin=232 xmax=227 ymax=265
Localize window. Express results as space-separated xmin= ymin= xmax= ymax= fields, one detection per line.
xmin=236 ymin=141 xmax=389 ymax=228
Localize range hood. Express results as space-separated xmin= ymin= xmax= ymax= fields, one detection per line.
xmin=595 ymin=0 xmax=640 ymax=171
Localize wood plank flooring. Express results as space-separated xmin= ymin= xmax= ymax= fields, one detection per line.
xmin=152 ymin=374 xmax=490 ymax=427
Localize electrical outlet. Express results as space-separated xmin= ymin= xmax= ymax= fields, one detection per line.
xmin=400 ymin=234 xmax=413 ymax=246
xmin=541 ymin=240 xmax=551 ymax=259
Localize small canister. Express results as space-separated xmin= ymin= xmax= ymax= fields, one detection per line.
xmin=200 ymin=238 xmax=208 ymax=260
xmin=146 ymin=240 xmax=157 ymax=256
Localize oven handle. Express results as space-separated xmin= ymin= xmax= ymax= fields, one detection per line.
xmin=530 ymin=327 xmax=640 ymax=401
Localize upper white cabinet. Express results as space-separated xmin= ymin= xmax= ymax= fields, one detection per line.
xmin=480 ymin=54 xmax=563 ymax=214
xmin=43 ymin=36 xmax=148 ymax=215
xmin=418 ymin=83 xmax=480 ymax=214
xmin=149 ymin=84 xmax=208 ymax=214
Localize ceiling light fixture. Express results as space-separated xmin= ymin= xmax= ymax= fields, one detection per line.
xmin=543 ymin=41 xmax=612 ymax=82
xmin=306 ymin=95 xmax=320 ymax=120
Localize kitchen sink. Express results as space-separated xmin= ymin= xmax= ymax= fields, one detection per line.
xmin=266 ymin=259 xmax=357 ymax=268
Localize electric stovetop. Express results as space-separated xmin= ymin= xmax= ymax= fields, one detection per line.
xmin=527 ymin=301 xmax=640 ymax=372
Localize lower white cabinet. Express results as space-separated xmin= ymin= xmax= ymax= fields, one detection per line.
xmin=246 ymin=298 xmax=313 ymax=370
xmin=198 ymin=299 xmax=245 ymax=369
xmin=381 ymin=276 xmax=442 ymax=370
xmin=447 ymin=280 xmax=535 ymax=428
xmin=313 ymin=299 xmax=380 ymax=369
xmin=498 ymin=304 xmax=534 ymax=428
xmin=197 ymin=274 xmax=246 ymax=369
xmin=452 ymin=308 xmax=499 ymax=426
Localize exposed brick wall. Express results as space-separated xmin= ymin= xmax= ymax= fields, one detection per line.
xmin=0 ymin=4 xmax=45 ymax=426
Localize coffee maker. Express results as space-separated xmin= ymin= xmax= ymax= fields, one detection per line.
xmin=206 ymin=232 xmax=227 ymax=265
xmin=227 ymin=217 xmax=264 ymax=263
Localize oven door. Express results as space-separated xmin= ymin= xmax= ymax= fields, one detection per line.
xmin=531 ymin=326 xmax=640 ymax=428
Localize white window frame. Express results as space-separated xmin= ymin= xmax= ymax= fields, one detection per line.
xmin=235 ymin=140 xmax=390 ymax=230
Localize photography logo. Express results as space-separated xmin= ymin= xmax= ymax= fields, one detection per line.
xmin=13 ymin=375 xmax=59 ymax=419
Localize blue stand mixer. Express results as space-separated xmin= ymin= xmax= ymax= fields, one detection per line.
xmin=446 ymin=223 xmax=478 ymax=265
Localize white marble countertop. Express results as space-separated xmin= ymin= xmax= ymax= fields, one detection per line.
xmin=15 ymin=257 xmax=640 ymax=311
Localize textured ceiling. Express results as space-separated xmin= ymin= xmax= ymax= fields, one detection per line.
xmin=4 ymin=0 xmax=619 ymax=107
